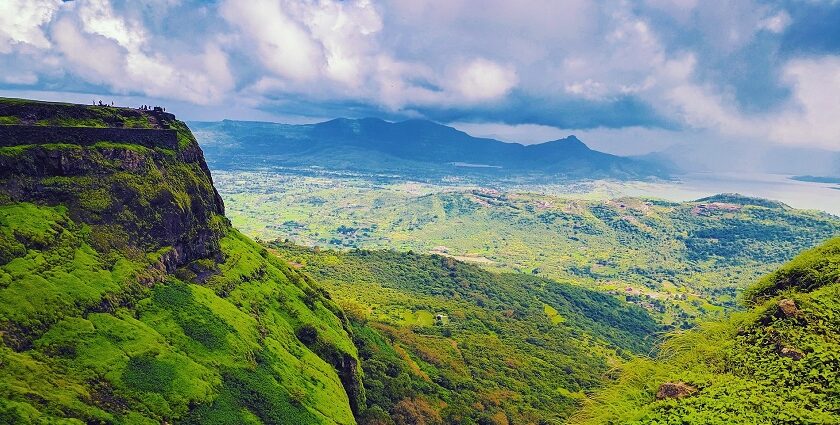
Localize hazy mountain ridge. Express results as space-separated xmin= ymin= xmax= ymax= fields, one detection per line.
xmin=190 ymin=118 xmax=667 ymax=180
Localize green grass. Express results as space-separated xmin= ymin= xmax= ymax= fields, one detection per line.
xmin=0 ymin=101 xmax=362 ymax=424
xmin=571 ymin=237 xmax=840 ymax=424
xmin=0 ymin=97 xmax=159 ymax=130
xmin=745 ymin=237 xmax=840 ymax=301
xmin=0 ymin=202 xmax=359 ymax=424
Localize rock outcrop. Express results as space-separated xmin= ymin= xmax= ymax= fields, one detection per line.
xmin=0 ymin=98 xmax=227 ymax=272
xmin=655 ymin=382 xmax=697 ymax=400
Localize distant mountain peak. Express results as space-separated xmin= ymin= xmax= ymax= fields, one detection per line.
xmin=528 ymin=135 xmax=592 ymax=154
xmin=193 ymin=117 xmax=668 ymax=179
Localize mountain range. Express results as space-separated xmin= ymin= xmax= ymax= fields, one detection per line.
xmin=190 ymin=118 xmax=667 ymax=180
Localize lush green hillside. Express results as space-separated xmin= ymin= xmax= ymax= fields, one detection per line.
xmin=214 ymin=172 xmax=840 ymax=326
xmin=269 ymin=243 xmax=659 ymax=424
xmin=571 ymin=237 xmax=840 ymax=424
xmin=0 ymin=98 xmax=361 ymax=424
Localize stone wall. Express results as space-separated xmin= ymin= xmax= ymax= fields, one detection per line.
xmin=0 ymin=125 xmax=178 ymax=149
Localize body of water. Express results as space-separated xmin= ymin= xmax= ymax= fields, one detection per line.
xmin=619 ymin=173 xmax=840 ymax=216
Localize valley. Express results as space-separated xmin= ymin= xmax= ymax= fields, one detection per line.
xmin=269 ymin=244 xmax=658 ymax=424
xmin=209 ymin=170 xmax=840 ymax=327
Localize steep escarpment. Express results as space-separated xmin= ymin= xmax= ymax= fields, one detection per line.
xmin=0 ymin=99 xmax=225 ymax=272
xmin=0 ymin=98 xmax=361 ymax=424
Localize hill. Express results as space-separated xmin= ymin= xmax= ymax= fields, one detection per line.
xmin=190 ymin=118 xmax=666 ymax=180
xmin=0 ymin=98 xmax=362 ymax=424
xmin=268 ymin=243 xmax=659 ymax=424
xmin=572 ymin=236 xmax=840 ymax=424
xmin=213 ymin=171 xmax=840 ymax=325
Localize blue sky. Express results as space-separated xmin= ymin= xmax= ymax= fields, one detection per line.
xmin=1 ymin=0 xmax=839 ymax=154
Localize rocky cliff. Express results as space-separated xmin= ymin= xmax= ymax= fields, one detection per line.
xmin=0 ymin=99 xmax=226 ymax=273
xmin=0 ymin=98 xmax=362 ymax=424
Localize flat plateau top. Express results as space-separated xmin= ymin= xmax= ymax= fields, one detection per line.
xmin=0 ymin=97 xmax=176 ymax=129
xmin=0 ymin=98 xmax=180 ymax=149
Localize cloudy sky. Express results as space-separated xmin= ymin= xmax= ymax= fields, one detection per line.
xmin=1 ymin=0 xmax=839 ymax=154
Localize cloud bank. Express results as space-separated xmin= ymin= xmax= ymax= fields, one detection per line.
xmin=1 ymin=0 xmax=839 ymax=151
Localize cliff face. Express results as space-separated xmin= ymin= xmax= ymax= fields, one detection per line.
xmin=0 ymin=98 xmax=361 ymax=424
xmin=0 ymin=100 xmax=226 ymax=272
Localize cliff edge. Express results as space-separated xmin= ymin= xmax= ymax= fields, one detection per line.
xmin=0 ymin=98 xmax=362 ymax=424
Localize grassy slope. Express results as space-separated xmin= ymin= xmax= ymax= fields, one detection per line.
xmin=213 ymin=172 xmax=840 ymax=326
xmin=270 ymin=244 xmax=659 ymax=424
xmin=571 ymin=237 xmax=840 ymax=424
xmin=0 ymin=205 xmax=357 ymax=425
xmin=0 ymin=99 xmax=360 ymax=424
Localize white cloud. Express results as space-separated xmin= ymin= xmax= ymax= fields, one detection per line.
xmin=649 ymin=54 xmax=840 ymax=151
xmin=451 ymin=59 xmax=518 ymax=102
xmin=1 ymin=71 xmax=39 ymax=85
xmin=220 ymin=0 xmax=385 ymax=88
xmin=220 ymin=0 xmax=323 ymax=82
xmin=0 ymin=0 xmax=60 ymax=53
xmin=0 ymin=0 xmax=838 ymax=153
xmin=306 ymin=0 xmax=383 ymax=87
xmin=51 ymin=1 xmax=234 ymax=104
xmin=771 ymin=56 xmax=840 ymax=149
xmin=77 ymin=0 xmax=147 ymax=50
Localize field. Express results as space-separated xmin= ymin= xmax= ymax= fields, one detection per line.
xmin=212 ymin=170 xmax=840 ymax=326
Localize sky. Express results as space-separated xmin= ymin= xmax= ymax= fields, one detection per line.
xmin=1 ymin=0 xmax=840 ymax=155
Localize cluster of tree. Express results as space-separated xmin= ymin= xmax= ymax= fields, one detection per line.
xmin=270 ymin=242 xmax=661 ymax=424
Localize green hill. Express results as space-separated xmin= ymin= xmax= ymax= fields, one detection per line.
xmin=213 ymin=172 xmax=840 ymax=326
xmin=268 ymin=244 xmax=659 ymax=424
xmin=571 ymin=236 xmax=840 ymax=424
xmin=0 ymin=98 xmax=361 ymax=424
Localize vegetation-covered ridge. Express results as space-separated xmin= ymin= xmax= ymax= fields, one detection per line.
xmin=572 ymin=236 xmax=840 ymax=424
xmin=0 ymin=98 xmax=362 ymax=424
xmin=0 ymin=97 xmax=172 ymax=129
xmin=269 ymin=243 xmax=659 ymax=424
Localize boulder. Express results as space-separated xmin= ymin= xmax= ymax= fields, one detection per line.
xmin=778 ymin=298 xmax=800 ymax=318
xmin=656 ymin=382 xmax=697 ymax=400
xmin=779 ymin=346 xmax=805 ymax=360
